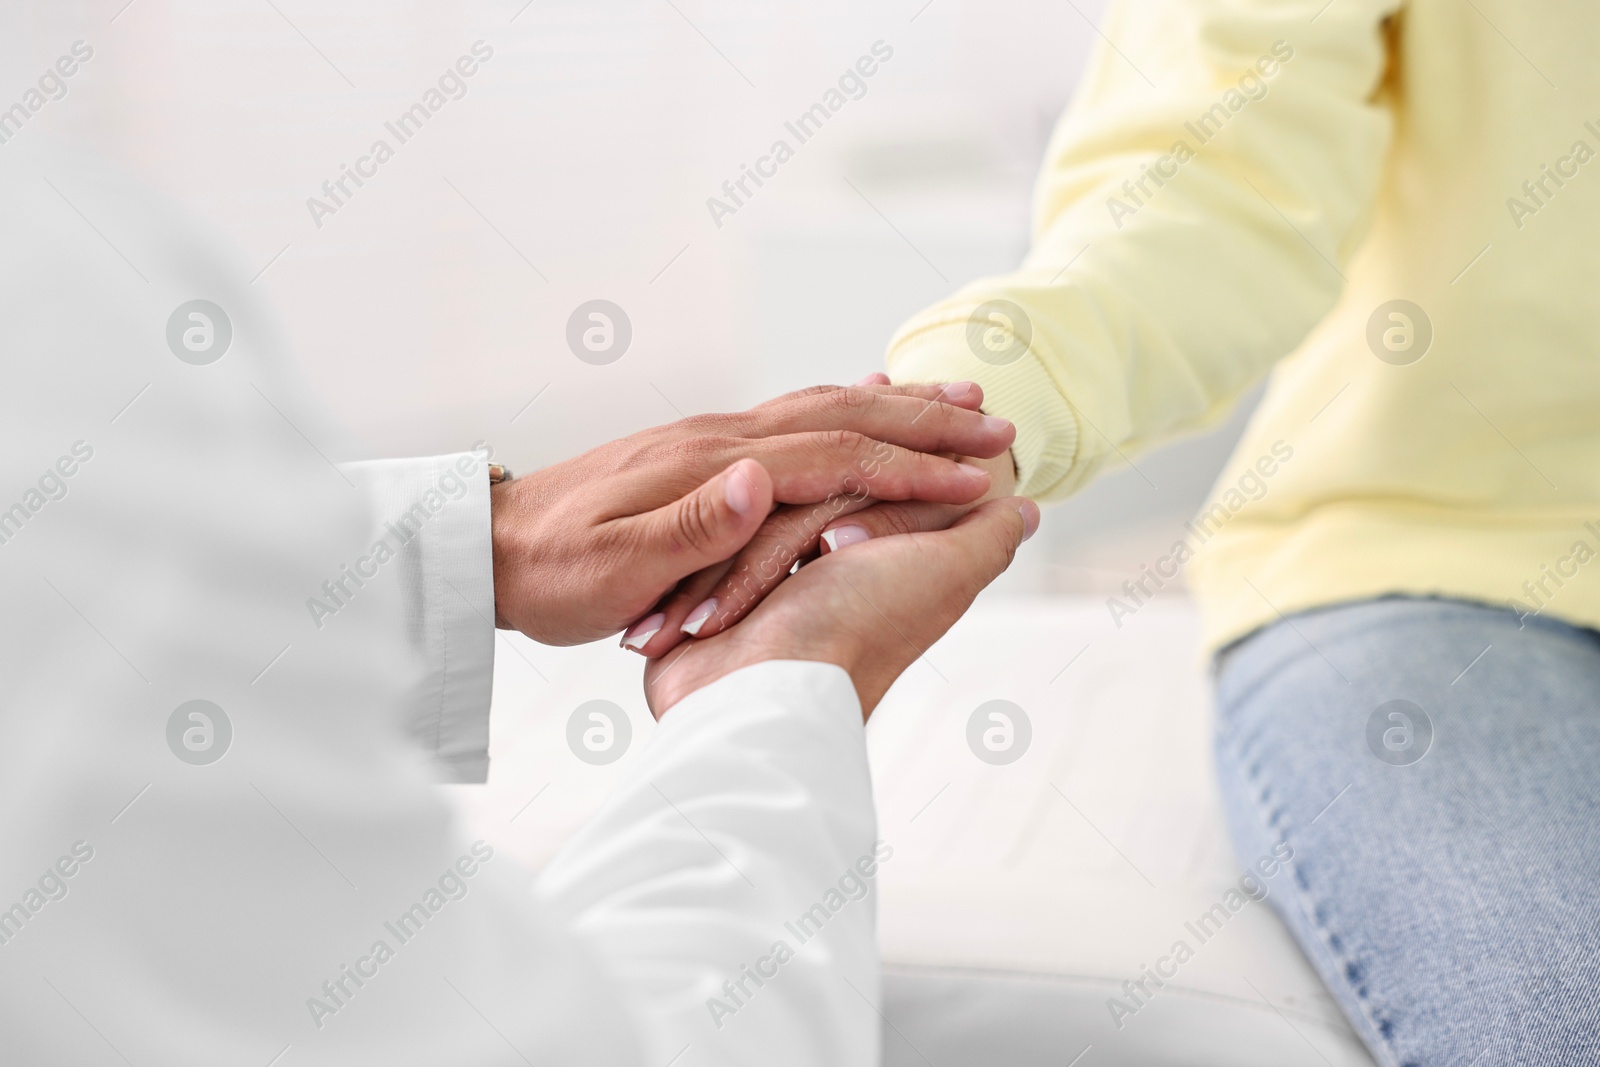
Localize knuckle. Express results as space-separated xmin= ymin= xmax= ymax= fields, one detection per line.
xmin=672 ymin=491 xmax=720 ymax=550
xmin=855 ymin=442 xmax=898 ymax=484
xmin=820 ymin=428 xmax=869 ymax=455
xmin=825 ymin=387 xmax=872 ymax=415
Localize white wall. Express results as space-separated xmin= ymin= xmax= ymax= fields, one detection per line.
xmin=4 ymin=0 xmax=1255 ymax=594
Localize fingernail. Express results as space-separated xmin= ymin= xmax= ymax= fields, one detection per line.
xmin=821 ymin=525 xmax=871 ymax=553
xmin=724 ymin=463 xmax=755 ymax=515
xmin=681 ymin=598 xmax=718 ymax=636
xmin=853 ymin=372 xmax=888 ymax=386
xmin=621 ymin=613 xmax=665 ymax=651
xmin=982 ymin=415 xmax=1013 ymax=434
xmin=959 ymin=463 xmax=990 ymax=481
xmin=1018 ymin=501 xmax=1041 ymax=542
xmin=943 ymin=381 xmax=977 ymax=400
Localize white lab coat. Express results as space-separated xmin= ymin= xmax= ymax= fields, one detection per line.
xmin=0 ymin=137 xmax=881 ymax=1066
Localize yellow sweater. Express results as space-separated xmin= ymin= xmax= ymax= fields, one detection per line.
xmin=886 ymin=0 xmax=1600 ymax=650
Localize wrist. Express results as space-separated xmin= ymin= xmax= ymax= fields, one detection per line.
xmin=489 ymin=479 xmax=524 ymax=631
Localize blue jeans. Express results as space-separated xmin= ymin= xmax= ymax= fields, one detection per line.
xmin=1213 ymin=596 xmax=1600 ymax=1067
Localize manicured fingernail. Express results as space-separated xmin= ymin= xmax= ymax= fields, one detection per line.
xmin=724 ymin=463 xmax=755 ymax=515
xmin=821 ymin=525 xmax=871 ymax=553
xmin=943 ymin=381 xmax=977 ymax=400
xmin=982 ymin=415 xmax=1012 ymax=434
xmin=853 ymin=372 xmax=888 ymax=386
xmin=621 ymin=613 xmax=665 ymax=651
xmin=681 ymin=598 xmax=718 ymax=635
xmin=1018 ymin=501 xmax=1040 ymax=542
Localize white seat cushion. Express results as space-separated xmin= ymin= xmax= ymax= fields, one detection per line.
xmin=867 ymin=597 xmax=1376 ymax=1066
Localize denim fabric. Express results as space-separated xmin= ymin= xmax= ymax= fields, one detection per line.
xmin=1213 ymin=596 xmax=1600 ymax=1067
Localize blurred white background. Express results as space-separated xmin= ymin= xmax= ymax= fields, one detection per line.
xmin=5 ymin=0 xmax=1258 ymax=595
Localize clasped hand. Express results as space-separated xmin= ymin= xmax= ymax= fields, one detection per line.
xmin=490 ymin=378 xmax=1036 ymax=716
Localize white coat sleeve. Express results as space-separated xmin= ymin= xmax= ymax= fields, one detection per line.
xmin=341 ymin=453 xmax=497 ymax=783
xmin=538 ymin=660 xmax=885 ymax=1067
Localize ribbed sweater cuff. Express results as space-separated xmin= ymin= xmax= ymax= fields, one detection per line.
xmin=885 ymin=321 xmax=1080 ymax=500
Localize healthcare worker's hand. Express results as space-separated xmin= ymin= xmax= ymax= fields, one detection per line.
xmin=642 ymin=496 xmax=1039 ymax=719
xmin=490 ymin=381 xmax=1015 ymax=646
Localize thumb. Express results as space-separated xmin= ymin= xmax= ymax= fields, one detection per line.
xmin=810 ymin=496 xmax=1039 ymax=717
xmin=626 ymin=458 xmax=774 ymax=592
xmin=926 ymin=497 xmax=1040 ymax=597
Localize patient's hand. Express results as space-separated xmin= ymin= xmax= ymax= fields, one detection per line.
xmin=642 ymin=496 xmax=1039 ymax=719
xmin=491 ymin=382 xmax=1015 ymax=645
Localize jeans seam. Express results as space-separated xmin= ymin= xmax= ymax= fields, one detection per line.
xmin=1222 ymin=725 xmax=1405 ymax=1067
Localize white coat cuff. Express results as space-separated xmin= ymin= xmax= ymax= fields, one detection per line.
xmin=343 ymin=451 xmax=496 ymax=782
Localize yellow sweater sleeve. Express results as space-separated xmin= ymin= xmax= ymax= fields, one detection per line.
xmin=886 ymin=0 xmax=1401 ymax=500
